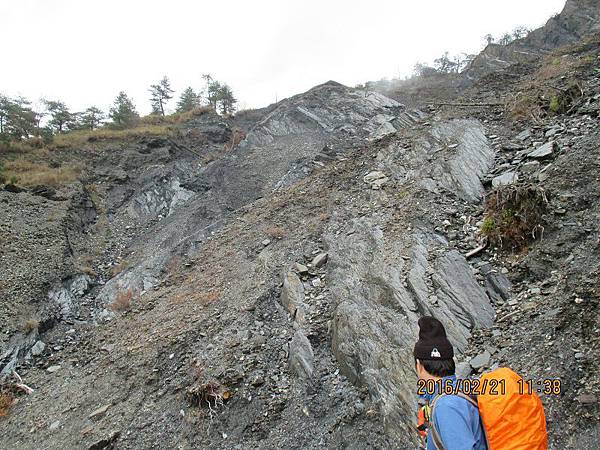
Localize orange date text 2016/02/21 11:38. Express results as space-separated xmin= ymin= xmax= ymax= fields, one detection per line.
xmin=416 ymin=378 xmax=563 ymax=396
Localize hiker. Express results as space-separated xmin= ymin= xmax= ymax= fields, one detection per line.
xmin=414 ymin=316 xmax=487 ymax=450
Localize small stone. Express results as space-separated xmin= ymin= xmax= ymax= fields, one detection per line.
xmin=492 ymin=172 xmax=518 ymax=187
xmin=515 ymin=129 xmax=531 ymax=141
xmin=363 ymin=171 xmax=388 ymax=189
xmin=49 ymin=421 xmax=60 ymax=431
xmin=529 ymin=287 xmax=541 ymax=295
xmin=528 ymin=141 xmax=555 ymax=159
xmin=574 ymin=352 xmax=584 ymax=359
xmin=311 ymin=278 xmax=322 ymax=288
xmin=262 ymin=239 xmax=271 ymax=246
xmin=101 ymin=344 xmax=115 ymax=353
xmin=502 ymin=142 xmax=524 ymax=151
xmin=545 ymin=127 xmax=562 ymax=138
xmin=470 ymin=351 xmax=491 ymax=370
xmin=312 ymin=253 xmax=328 ymax=268
xmin=89 ymin=404 xmax=111 ymax=419
xmin=456 ymin=362 xmax=472 ymax=379
xmin=577 ymin=394 xmax=597 ymax=405
xmin=31 ymin=341 xmax=46 ymax=357
xmin=554 ymin=209 xmax=566 ymax=215
xmin=47 ymin=365 xmax=61 ymax=373
xmin=521 ymin=161 xmax=540 ymax=173
xmin=294 ymin=263 xmax=309 ymax=275
xmin=289 ymin=330 xmax=314 ymax=378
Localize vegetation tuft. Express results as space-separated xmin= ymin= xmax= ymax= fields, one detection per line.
xmin=0 ymin=392 xmax=14 ymax=418
xmin=481 ymin=185 xmax=548 ymax=250
xmin=109 ymin=289 xmax=134 ymax=312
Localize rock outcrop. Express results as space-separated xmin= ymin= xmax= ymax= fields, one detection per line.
xmin=465 ymin=0 xmax=600 ymax=81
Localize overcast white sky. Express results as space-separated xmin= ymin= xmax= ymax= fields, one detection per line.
xmin=0 ymin=0 xmax=566 ymax=115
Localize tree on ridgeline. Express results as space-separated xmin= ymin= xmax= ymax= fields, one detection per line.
xmin=0 ymin=95 xmax=37 ymax=139
xmin=79 ymin=106 xmax=105 ymax=130
xmin=498 ymin=32 xmax=514 ymax=46
xmin=484 ymin=34 xmax=495 ymax=46
xmin=202 ymin=74 xmax=222 ymax=111
xmin=433 ymin=52 xmax=458 ymax=73
xmin=149 ymin=76 xmax=174 ymax=116
xmin=44 ymin=99 xmax=73 ymax=133
xmin=109 ymin=91 xmax=139 ymax=127
xmin=0 ymin=95 xmax=10 ymax=135
xmin=413 ymin=62 xmax=438 ymax=77
xmin=216 ymin=84 xmax=237 ymax=115
xmin=176 ymin=87 xmax=201 ymax=113
xmin=511 ymin=26 xmax=531 ymax=40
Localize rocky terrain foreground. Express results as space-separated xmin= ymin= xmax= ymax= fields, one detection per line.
xmin=1 ymin=1 xmax=599 ymax=449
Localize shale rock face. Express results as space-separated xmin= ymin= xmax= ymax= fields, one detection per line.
xmin=328 ymin=118 xmax=495 ymax=441
xmin=96 ymin=82 xmax=422 ymax=308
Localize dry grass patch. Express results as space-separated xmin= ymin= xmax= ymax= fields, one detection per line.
xmin=3 ymin=158 xmax=81 ymax=187
xmin=22 ymin=318 xmax=39 ymax=334
xmin=109 ymin=289 xmax=134 ymax=312
xmin=52 ymin=125 xmax=173 ymax=148
xmin=265 ymin=226 xmax=286 ymax=239
xmin=481 ymin=185 xmax=548 ymax=250
xmin=140 ymin=107 xmax=212 ymax=126
xmin=0 ymin=392 xmax=14 ymax=418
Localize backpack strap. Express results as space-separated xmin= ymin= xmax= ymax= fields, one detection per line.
xmin=429 ymin=392 xmax=490 ymax=450
xmin=429 ymin=394 xmax=447 ymax=450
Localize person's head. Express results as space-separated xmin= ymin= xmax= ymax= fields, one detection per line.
xmin=413 ymin=316 xmax=455 ymax=380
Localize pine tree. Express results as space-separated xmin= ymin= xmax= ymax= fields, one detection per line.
xmin=44 ymin=100 xmax=73 ymax=133
xmin=1 ymin=96 xmax=37 ymax=139
xmin=176 ymin=87 xmax=200 ymax=113
xmin=79 ymin=106 xmax=105 ymax=130
xmin=109 ymin=92 xmax=139 ymax=127
xmin=216 ymin=84 xmax=237 ymax=115
xmin=149 ymin=76 xmax=174 ymax=116
xmin=202 ymin=74 xmax=221 ymax=111
xmin=0 ymin=95 xmax=10 ymax=135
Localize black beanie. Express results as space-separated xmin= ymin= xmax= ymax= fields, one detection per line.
xmin=413 ymin=316 xmax=454 ymax=360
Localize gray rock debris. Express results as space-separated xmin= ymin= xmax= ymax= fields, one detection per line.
xmin=456 ymin=362 xmax=473 ymax=379
xmin=521 ymin=161 xmax=541 ymax=173
xmin=311 ymin=252 xmax=329 ymax=268
xmin=492 ymin=171 xmax=518 ymax=187
xmin=515 ymin=129 xmax=532 ymax=141
xmin=528 ymin=141 xmax=555 ymax=159
xmin=294 ymin=262 xmax=309 ymax=275
xmin=363 ymin=171 xmax=389 ymax=190
xmin=288 ymin=330 xmax=314 ymax=378
xmin=280 ymin=272 xmax=307 ymax=324
xmin=470 ymin=351 xmax=491 ymax=370
xmin=31 ymin=341 xmax=45 ymax=357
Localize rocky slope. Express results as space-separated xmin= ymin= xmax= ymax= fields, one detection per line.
xmin=464 ymin=0 xmax=600 ymax=81
xmin=1 ymin=3 xmax=599 ymax=450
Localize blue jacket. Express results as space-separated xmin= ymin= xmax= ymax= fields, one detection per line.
xmin=421 ymin=375 xmax=487 ymax=450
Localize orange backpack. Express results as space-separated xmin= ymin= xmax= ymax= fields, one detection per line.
xmin=430 ymin=367 xmax=548 ymax=450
